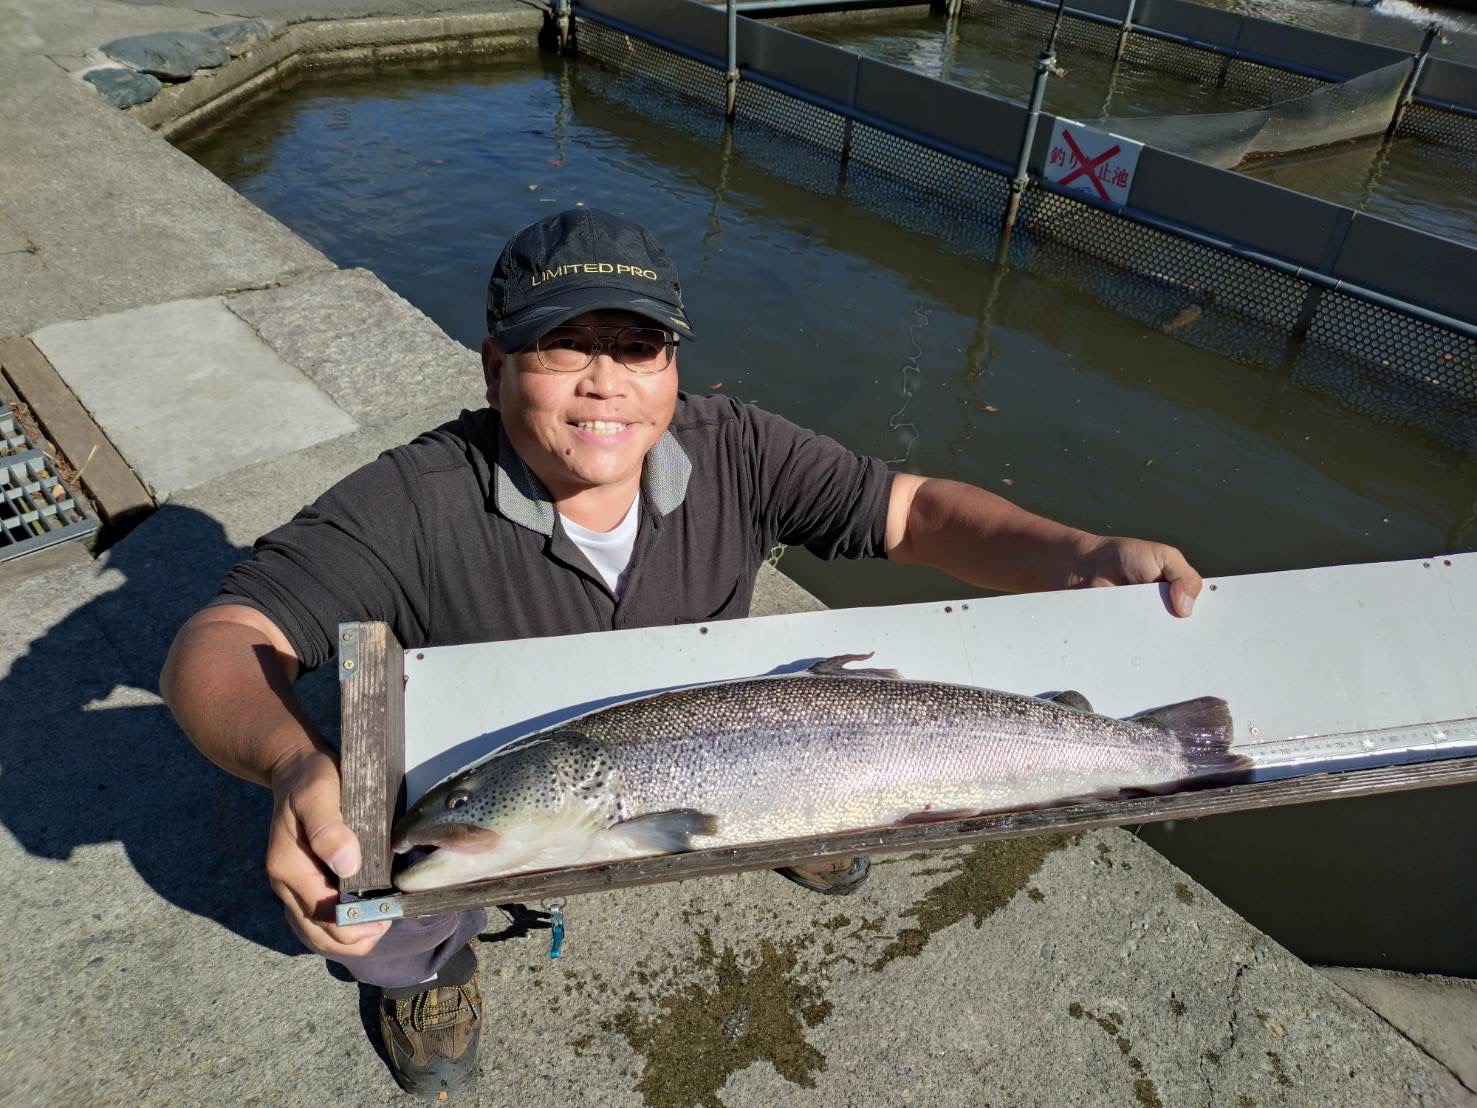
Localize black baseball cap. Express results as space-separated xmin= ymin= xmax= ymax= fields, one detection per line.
xmin=486 ymin=208 xmax=696 ymax=351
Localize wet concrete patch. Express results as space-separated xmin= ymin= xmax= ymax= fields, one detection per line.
xmin=868 ymin=834 xmax=1078 ymax=971
xmin=611 ymin=930 xmax=833 ymax=1108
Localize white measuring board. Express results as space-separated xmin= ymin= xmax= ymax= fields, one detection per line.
xmin=400 ymin=554 xmax=1477 ymax=803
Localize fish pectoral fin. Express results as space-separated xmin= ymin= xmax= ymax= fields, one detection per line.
xmin=603 ymin=808 xmax=720 ymax=856
xmin=1127 ymin=695 xmax=1253 ymax=788
xmin=807 ymin=652 xmax=903 ymax=680
xmin=1043 ymin=689 xmax=1094 ymax=713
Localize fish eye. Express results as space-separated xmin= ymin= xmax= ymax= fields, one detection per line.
xmin=446 ymin=791 xmax=472 ymax=811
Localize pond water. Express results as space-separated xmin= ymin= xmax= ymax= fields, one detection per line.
xmin=178 ymin=44 xmax=1477 ymax=972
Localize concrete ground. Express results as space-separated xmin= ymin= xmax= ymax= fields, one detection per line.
xmin=0 ymin=2 xmax=1473 ymax=1105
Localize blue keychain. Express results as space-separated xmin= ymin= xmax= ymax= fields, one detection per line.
xmin=544 ymin=900 xmax=566 ymax=960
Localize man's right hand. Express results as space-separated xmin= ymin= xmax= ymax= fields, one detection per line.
xmin=267 ymin=748 xmax=393 ymax=958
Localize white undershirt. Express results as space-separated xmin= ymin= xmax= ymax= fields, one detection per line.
xmin=559 ymin=495 xmax=641 ymax=598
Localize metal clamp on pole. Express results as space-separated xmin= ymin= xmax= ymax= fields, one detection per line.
xmin=1114 ymin=0 xmax=1136 ymax=62
xmin=1385 ymin=21 xmax=1442 ymax=140
xmin=539 ymin=0 xmax=573 ymax=53
xmin=999 ymin=1 xmax=1068 ymax=254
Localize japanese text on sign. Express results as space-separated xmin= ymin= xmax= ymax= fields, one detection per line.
xmin=1044 ymin=119 xmax=1143 ymax=206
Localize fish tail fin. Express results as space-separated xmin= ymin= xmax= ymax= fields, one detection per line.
xmin=1129 ymin=696 xmax=1252 ymax=791
xmin=602 ymin=808 xmax=719 ymax=857
xmin=808 ymin=652 xmax=903 ymax=680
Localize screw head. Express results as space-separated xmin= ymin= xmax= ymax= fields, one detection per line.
xmin=344 ymin=659 xmax=356 ymax=671
xmin=342 ymin=631 xmax=353 ymax=642
xmin=378 ymin=902 xmax=392 ymax=913
xmin=346 ymin=907 xmax=360 ymax=920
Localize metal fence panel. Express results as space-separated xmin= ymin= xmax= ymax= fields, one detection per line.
xmin=1332 ymin=215 xmax=1476 ymax=325
xmin=1234 ymin=19 xmax=1407 ymax=81
xmin=575 ymin=13 xmax=729 ymax=137
xmin=1009 ymin=186 xmax=1310 ymax=364
xmin=738 ymin=17 xmax=859 ymax=104
xmin=1300 ymin=295 xmax=1476 ymax=449
xmin=1396 ymin=101 xmax=1477 ymax=152
xmin=1128 ymin=147 xmax=1342 ymax=269
xmin=580 ymin=0 xmax=728 ymax=59
xmin=1009 ymin=0 xmax=1127 ymax=22
xmin=570 ymin=0 xmax=1477 ymax=449
xmin=853 ymin=57 xmax=1025 ymax=169
xmin=1132 ymin=0 xmax=1242 ymax=51
xmin=1417 ymin=56 xmax=1477 ymax=108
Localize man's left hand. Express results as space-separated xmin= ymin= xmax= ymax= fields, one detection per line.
xmin=1072 ymin=536 xmax=1203 ymax=618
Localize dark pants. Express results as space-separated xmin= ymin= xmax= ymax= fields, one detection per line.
xmin=330 ymin=908 xmax=487 ymax=996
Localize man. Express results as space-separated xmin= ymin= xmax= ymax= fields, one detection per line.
xmin=161 ymin=208 xmax=1201 ymax=1097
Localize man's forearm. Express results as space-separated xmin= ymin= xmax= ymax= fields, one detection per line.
xmin=886 ymin=475 xmax=1099 ymax=593
xmin=160 ymin=613 xmax=329 ymax=788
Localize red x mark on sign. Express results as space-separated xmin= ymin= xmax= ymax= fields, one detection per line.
xmin=1058 ymin=129 xmax=1121 ymax=202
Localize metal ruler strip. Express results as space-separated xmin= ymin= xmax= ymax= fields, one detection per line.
xmin=1242 ymin=717 xmax=1477 ymax=779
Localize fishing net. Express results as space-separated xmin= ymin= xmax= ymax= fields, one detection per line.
xmin=1100 ymin=58 xmax=1414 ymax=169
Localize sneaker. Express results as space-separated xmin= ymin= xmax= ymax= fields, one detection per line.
xmin=775 ymin=855 xmax=872 ymax=896
xmin=378 ymin=959 xmax=482 ymax=1097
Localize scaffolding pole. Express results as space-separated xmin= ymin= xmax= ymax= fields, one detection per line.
xmin=726 ymin=0 xmax=740 ymax=119
xmin=998 ymin=0 xmax=1067 ymax=252
xmin=1385 ymin=22 xmax=1442 ymax=141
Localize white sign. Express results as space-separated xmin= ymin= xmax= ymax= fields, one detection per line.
xmin=1044 ymin=118 xmax=1143 ymax=206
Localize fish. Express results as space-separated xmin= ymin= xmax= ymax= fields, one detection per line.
xmin=390 ymin=654 xmax=1247 ymax=891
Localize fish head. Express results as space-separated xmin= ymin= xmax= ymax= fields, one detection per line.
xmin=391 ymin=731 xmax=623 ymax=891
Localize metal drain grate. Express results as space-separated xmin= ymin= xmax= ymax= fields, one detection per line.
xmin=0 ymin=405 xmax=97 ymax=563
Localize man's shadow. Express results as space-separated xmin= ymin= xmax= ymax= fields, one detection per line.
xmin=0 ymin=504 xmax=338 ymax=955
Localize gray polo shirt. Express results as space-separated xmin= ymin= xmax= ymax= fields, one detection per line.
xmin=217 ymin=393 xmax=895 ymax=671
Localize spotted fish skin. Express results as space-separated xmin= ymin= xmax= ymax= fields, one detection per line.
xmin=390 ymin=656 xmax=1240 ymax=891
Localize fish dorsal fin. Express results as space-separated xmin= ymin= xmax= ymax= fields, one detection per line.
xmin=1045 ymin=689 xmax=1094 ymax=713
xmin=807 ymin=652 xmax=903 ymax=680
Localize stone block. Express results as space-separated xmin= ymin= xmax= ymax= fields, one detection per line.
xmin=202 ymin=19 xmax=273 ymax=58
xmin=30 ymin=297 xmax=356 ymax=499
xmin=99 ymin=31 xmax=229 ymax=81
xmin=80 ymin=66 xmax=162 ymax=109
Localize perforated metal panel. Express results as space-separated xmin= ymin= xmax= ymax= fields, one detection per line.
xmin=735 ymin=77 xmax=848 ymax=152
xmin=1299 ymin=293 xmax=1477 ymax=450
xmin=1395 ymin=102 xmax=1477 ymax=153
xmin=844 ymin=122 xmax=1010 ymax=253
xmin=576 ymin=16 xmax=728 ymax=141
xmin=1010 ymin=187 xmax=1307 ymax=365
xmin=732 ymin=79 xmax=851 ymax=194
xmin=0 ymin=406 xmax=97 ymax=563
xmin=1220 ymin=56 xmax=1326 ymax=102
xmin=961 ymin=0 xmax=1121 ymax=59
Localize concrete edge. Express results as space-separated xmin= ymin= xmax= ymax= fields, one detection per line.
xmin=1317 ymin=965 xmax=1477 ymax=1095
xmin=133 ymin=5 xmax=547 ymax=139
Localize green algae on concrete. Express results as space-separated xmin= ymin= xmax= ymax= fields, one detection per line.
xmin=611 ymin=930 xmax=833 ymax=1108
xmin=1069 ymin=1001 xmax=1167 ymax=1108
xmin=868 ymin=834 xmax=1078 ymax=971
